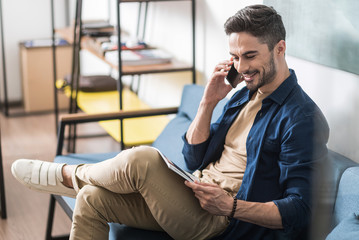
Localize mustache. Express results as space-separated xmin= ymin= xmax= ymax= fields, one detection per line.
xmin=241 ymin=70 xmax=258 ymax=76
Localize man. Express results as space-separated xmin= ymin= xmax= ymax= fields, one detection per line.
xmin=12 ymin=4 xmax=329 ymax=240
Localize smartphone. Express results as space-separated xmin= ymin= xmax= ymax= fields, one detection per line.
xmin=226 ymin=64 xmax=241 ymax=88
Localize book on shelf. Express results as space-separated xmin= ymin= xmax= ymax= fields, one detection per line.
xmin=82 ymin=20 xmax=115 ymax=37
xmin=105 ymin=49 xmax=172 ymax=66
xmin=151 ymin=147 xmax=199 ymax=182
xmin=82 ymin=20 xmax=114 ymax=30
xmin=85 ymin=37 xmax=148 ymax=56
xmin=22 ymin=38 xmax=69 ymax=48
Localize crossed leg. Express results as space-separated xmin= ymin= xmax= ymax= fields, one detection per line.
xmin=68 ymin=146 xmax=228 ymax=239
xmin=71 ymin=187 xmax=162 ymax=240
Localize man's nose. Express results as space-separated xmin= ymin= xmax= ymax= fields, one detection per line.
xmin=237 ymin=59 xmax=249 ymax=74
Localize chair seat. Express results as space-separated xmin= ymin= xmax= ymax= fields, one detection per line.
xmin=55 ymin=153 xmax=173 ymax=240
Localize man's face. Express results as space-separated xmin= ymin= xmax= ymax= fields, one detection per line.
xmin=229 ymin=32 xmax=277 ymax=92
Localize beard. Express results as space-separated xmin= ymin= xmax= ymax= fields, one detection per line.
xmin=246 ymin=52 xmax=277 ymax=91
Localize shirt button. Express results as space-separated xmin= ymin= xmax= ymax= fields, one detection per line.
xmin=259 ymin=112 xmax=263 ymax=117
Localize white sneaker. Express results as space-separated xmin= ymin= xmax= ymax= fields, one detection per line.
xmin=11 ymin=159 xmax=76 ymax=198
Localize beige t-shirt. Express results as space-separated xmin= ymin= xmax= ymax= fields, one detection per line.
xmin=195 ymin=90 xmax=270 ymax=196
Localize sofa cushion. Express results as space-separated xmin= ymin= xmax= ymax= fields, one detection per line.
xmin=55 ymin=152 xmax=120 ymax=165
xmin=312 ymin=150 xmax=359 ymax=236
xmin=152 ymin=116 xmax=191 ymax=171
xmin=177 ymin=84 xmax=227 ymax=124
xmin=333 ymin=167 xmax=359 ymax=226
xmin=152 ymin=85 xmax=205 ymax=170
xmin=326 ymin=213 xmax=359 ymax=240
xmin=177 ymin=84 xmax=205 ymax=121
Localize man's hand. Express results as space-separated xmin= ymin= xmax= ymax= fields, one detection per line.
xmin=186 ymin=59 xmax=235 ymax=145
xmin=185 ymin=180 xmax=283 ymax=229
xmin=202 ymin=60 xmax=234 ymax=106
xmin=185 ymin=181 xmax=233 ymax=216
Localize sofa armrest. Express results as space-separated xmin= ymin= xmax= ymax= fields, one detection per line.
xmin=56 ymin=107 xmax=178 ymax=155
xmin=60 ymin=107 xmax=179 ymax=124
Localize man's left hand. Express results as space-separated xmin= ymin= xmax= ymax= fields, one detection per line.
xmin=185 ymin=181 xmax=233 ymax=216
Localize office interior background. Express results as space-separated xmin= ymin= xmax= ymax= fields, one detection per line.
xmin=0 ymin=0 xmax=358 ymax=239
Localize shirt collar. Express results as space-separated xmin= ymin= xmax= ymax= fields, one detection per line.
xmin=265 ymin=69 xmax=298 ymax=105
xmin=228 ymin=69 xmax=298 ymax=108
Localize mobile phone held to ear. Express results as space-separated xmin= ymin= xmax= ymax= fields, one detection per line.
xmin=226 ymin=64 xmax=241 ymax=88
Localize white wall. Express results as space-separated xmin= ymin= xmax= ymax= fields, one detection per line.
xmin=287 ymin=56 xmax=359 ymax=162
xmin=76 ymin=0 xmax=263 ymax=107
xmin=1 ymin=0 xmax=359 ymax=162
xmin=0 ymin=0 xmax=259 ymax=103
xmin=132 ymin=0 xmax=263 ymax=107
xmin=0 ymin=0 xmax=66 ymax=102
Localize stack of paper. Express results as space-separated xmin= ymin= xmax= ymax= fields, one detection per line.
xmin=105 ymin=49 xmax=172 ymax=66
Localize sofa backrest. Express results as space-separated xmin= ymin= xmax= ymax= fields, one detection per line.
xmin=152 ymin=84 xmax=227 ymax=171
xmin=324 ymin=166 xmax=359 ymax=240
xmin=332 ymin=167 xmax=359 ymax=225
xmin=311 ymin=150 xmax=359 ymax=239
xmin=324 ymin=150 xmax=359 ymax=225
xmin=327 ymin=150 xmax=358 ymax=196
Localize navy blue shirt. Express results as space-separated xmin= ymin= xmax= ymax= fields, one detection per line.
xmin=182 ymin=70 xmax=329 ymax=239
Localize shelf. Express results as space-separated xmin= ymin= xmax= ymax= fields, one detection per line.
xmin=64 ymin=88 xmax=170 ymax=145
xmin=56 ymin=27 xmax=193 ymax=75
xmin=52 ymin=0 xmax=195 ymax=149
xmin=119 ymin=0 xmax=191 ymax=2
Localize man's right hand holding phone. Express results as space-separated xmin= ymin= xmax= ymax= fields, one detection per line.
xmin=226 ymin=60 xmax=243 ymax=89
xmin=204 ymin=59 xmax=243 ymax=106
xmin=203 ymin=59 xmax=233 ymax=106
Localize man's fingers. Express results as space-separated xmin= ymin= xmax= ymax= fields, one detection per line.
xmin=186 ymin=181 xmax=219 ymax=195
xmin=196 ymin=182 xmax=218 ymax=187
xmin=214 ymin=64 xmax=232 ymax=73
xmin=214 ymin=59 xmax=233 ymax=73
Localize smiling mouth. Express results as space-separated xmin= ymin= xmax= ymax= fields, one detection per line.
xmin=242 ymin=71 xmax=258 ymax=82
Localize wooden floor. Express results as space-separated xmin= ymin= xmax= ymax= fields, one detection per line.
xmin=0 ymin=110 xmax=122 ymax=240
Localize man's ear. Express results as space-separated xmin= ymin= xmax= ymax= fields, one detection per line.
xmin=275 ymin=40 xmax=286 ymax=56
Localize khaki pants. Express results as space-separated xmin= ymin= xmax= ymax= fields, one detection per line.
xmin=70 ymin=146 xmax=229 ymax=240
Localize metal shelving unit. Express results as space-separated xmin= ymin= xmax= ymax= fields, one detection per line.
xmin=0 ymin=0 xmax=9 ymax=116
xmin=51 ymin=0 xmax=196 ymax=150
xmin=47 ymin=2 xmax=196 ymax=238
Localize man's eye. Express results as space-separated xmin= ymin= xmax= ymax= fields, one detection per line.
xmin=246 ymin=55 xmax=255 ymax=59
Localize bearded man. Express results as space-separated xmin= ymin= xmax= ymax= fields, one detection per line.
xmin=12 ymin=4 xmax=329 ymax=240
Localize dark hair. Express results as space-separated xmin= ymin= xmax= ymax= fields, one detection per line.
xmin=224 ymin=4 xmax=286 ymax=51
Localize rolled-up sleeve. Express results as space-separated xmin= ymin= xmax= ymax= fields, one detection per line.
xmin=181 ymin=134 xmax=211 ymax=171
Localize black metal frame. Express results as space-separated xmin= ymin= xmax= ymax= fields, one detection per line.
xmin=52 ymin=0 xmax=196 ymax=151
xmin=51 ymin=0 xmax=59 ymax=133
xmin=0 ymin=0 xmax=9 ymax=116
xmin=0 ymin=125 xmax=7 ymax=219
xmin=51 ymin=0 xmax=84 ymax=152
xmin=47 ymin=2 xmax=195 ymax=236
xmin=45 ymin=106 xmax=178 ymax=239
xmin=45 ymin=195 xmax=71 ymax=240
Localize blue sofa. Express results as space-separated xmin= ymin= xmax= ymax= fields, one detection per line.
xmin=321 ymin=151 xmax=359 ymax=239
xmin=48 ymin=84 xmax=359 ymax=239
